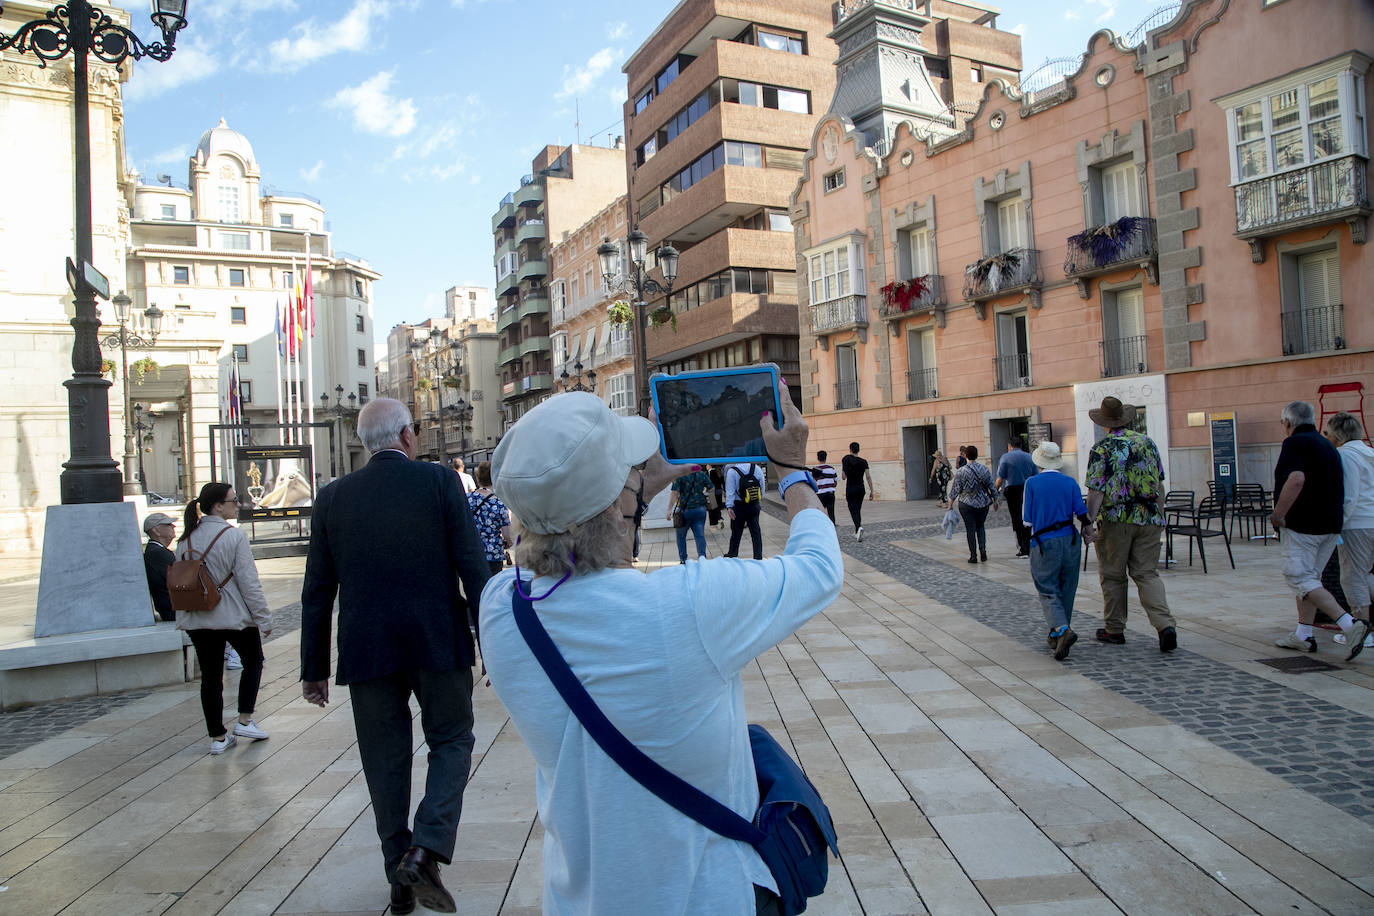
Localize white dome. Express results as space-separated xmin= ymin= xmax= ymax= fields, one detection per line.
xmin=195 ymin=118 xmax=256 ymax=166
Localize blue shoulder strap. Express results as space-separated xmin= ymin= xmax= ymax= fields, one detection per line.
xmin=510 ymin=586 xmax=765 ymax=846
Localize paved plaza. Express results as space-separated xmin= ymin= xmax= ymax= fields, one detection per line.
xmin=1 ymin=499 xmax=1373 ymax=915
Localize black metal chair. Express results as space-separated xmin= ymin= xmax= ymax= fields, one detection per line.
xmin=1232 ymin=483 xmax=1277 ymax=544
xmin=1165 ymin=495 xmax=1235 ymax=574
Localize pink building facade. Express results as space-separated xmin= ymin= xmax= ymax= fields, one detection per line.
xmin=793 ymin=0 xmax=1372 ymax=500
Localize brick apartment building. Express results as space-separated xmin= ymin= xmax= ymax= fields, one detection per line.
xmin=793 ymin=0 xmax=1371 ymax=500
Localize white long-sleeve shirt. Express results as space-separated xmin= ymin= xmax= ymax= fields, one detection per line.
xmin=723 ymin=462 xmax=761 ymax=508
xmin=479 ymin=510 xmax=843 ymax=916
xmin=1340 ymin=439 xmax=1374 ymax=529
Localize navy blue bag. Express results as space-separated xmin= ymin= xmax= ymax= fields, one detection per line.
xmin=512 ymin=588 xmax=838 ymax=915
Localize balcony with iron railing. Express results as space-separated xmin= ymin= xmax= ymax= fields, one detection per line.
xmin=993 ymin=352 xmax=1033 ymax=390
xmin=1282 ymin=304 xmax=1345 ymax=357
xmin=1100 ymin=334 xmax=1148 ymax=378
xmin=877 ymin=275 xmax=945 ymax=321
xmin=834 ymin=379 xmax=860 ymax=410
xmin=906 ymin=367 xmax=938 ymax=402
xmin=492 ymin=194 xmax=517 ymax=232
xmin=1064 ymin=218 xmax=1158 ymax=296
xmin=810 ymin=294 xmax=868 ymax=338
xmin=1235 ymin=156 xmax=1370 ymax=258
xmin=963 ymin=248 xmax=1041 ymax=302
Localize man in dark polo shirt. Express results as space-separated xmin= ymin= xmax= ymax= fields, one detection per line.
xmin=1271 ymin=400 xmax=1369 ymax=660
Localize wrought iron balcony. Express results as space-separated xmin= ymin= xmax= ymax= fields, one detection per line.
xmin=1100 ymin=335 xmax=1148 ymax=378
xmin=1065 ymin=218 xmax=1158 ymax=296
xmin=1282 ymin=305 xmax=1345 ymax=357
xmin=834 ymin=379 xmax=860 ymax=410
xmin=963 ymin=248 xmax=1040 ymax=301
xmin=877 ymin=275 xmax=945 ymax=320
xmin=993 ymin=352 xmax=1032 ymax=391
xmin=810 ymin=294 xmax=868 ymax=336
xmin=1235 ymin=156 xmax=1370 ymax=260
xmin=906 ymin=367 xmax=938 ymax=401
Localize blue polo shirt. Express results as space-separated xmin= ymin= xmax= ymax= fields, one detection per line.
xmin=996 ymin=449 xmax=1038 ymax=487
xmin=1022 ymin=469 xmax=1087 ymax=543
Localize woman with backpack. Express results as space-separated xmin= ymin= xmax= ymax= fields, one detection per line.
xmin=948 ymin=445 xmax=1000 ymax=563
xmin=176 ymin=482 xmax=272 ymax=755
xmin=468 ymin=460 xmax=513 ymax=576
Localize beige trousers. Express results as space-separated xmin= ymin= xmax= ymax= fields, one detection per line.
xmin=1095 ymin=521 xmax=1176 ymax=634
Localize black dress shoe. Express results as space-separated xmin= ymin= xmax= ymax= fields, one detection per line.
xmin=395 ymin=846 xmax=456 ymax=914
xmin=1159 ymin=626 xmax=1178 ymax=652
xmin=1095 ymin=628 xmax=1126 ymax=644
xmin=389 ymin=883 xmax=416 ymax=915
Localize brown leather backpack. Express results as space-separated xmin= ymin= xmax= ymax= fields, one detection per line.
xmin=167 ymin=527 xmax=235 ymax=612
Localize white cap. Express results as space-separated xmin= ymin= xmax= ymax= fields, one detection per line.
xmin=493 ymin=392 xmax=659 ymax=535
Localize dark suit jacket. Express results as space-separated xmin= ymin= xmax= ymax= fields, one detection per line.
xmin=143 ymin=540 xmax=175 ymax=621
xmin=300 ymin=450 xmax=491 ymax=685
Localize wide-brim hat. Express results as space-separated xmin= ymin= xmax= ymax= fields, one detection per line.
xmin=1089 ymin=396 xmax=1136 ymax=429
xmin=1031 ymin=441 xmax=1065 ymax=470
xmin=143 ymin=512 xmax=176 ymax=534
xmin=493 ymin=391 xmax=660 ymax=535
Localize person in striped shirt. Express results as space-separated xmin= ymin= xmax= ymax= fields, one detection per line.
xmin=813 ymin=451 xmax=838 ymax=523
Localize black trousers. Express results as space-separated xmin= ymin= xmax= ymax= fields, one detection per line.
xmin=959 ymin=502 xmax=990 ymax=555
xmin=349 ymin=666 xmax=476 ymax=882
xmin=1005 ymin=484 xmax=1030 ymax=554
xmin=187 ymin=627 xmax=263 ymax=738
xmin=818 ymin=492 xmax=836 ymax=523
xmin=846 ymin=490 xmax=865 ymax=531
xmin=727 ymin=502 xmax=763 ymax=559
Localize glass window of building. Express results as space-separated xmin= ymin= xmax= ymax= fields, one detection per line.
xmin=229 ymin=268 xmax=246 ymax=288
xmin=218 ymin=184 xmax=240 ymax=222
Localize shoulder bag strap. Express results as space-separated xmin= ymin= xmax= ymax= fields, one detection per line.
xmin=196 ymin=526 xmax=236 ymax=588
xmin=510 ymin=587 xmax=764 ymax=846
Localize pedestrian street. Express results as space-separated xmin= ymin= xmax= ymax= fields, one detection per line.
xmin=1 ymin=501 xmax=1372 ymax=915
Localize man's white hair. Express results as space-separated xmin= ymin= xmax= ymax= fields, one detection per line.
xmin=1281 ymin=400 xmax=1315 ymax=428
xmin=357 ymin=398 xmax=412 ymax=453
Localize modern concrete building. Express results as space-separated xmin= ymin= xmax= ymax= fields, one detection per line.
xmin=491 ymin=144 xmax=627 ymax=428
xmin=793 ymin=0 xmax=1371 ymax=501
xmin=386 ymin=314 xmax=501 ymax=465
xmin=621 ymin=0 xmax=843 ymax=393
xmin=549 ymin=195 xmax=637 ymax=416
xmin=446 ymin=284 xmax=494 ymax=322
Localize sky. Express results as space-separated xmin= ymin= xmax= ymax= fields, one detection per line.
xmin=115 ymin=0 xmax=1176 ymax=348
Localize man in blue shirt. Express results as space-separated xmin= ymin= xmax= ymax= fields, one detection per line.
xmin=996 ymin=436 xmax=1039 ymax=557
xmin=1021 ymin=442 xmax=1094 ymax=660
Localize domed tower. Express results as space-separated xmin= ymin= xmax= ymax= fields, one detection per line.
xmin=190 ymin=118 xmax=263 ymax=225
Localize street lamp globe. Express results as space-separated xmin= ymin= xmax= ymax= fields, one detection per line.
xmin=320 ymin=392 xmax=330 ymax=408
xmin=658 ymin=241 xmax=680 ymax=284
xmin=144 ymin=302 xmax=163 ymax=338
xmin=151 ymin=0 xmax=190 ymax=37
xmin=112 ymin=290 xmax=131 ymax=324
xmin=627 ymin=228 xmax=649 ymax=269
xmin=596 ymin=238 xmax=619 ymax=286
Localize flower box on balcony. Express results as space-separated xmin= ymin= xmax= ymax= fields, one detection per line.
xmin=963 ymin=248 xmax=1041 ymax=313
xmin=1064 ymin=217 xmax=1158 ymax=298
xmin=877 ymin=275 xmax=945 ymax=330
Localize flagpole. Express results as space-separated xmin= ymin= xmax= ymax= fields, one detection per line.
xmin=275 ymin=301 xmax=284 ymax=428
xmin=290 ymin=257 xmax=300 ymax=444
xmin=304 ymin=232 xmax=315 ymax=472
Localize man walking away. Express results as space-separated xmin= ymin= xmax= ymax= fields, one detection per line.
xmin=142 ymin=512 xmax=177 ymax=622
xmin=996 ymin=436 xmax=1038 ymax=557
xmin=452 ymin=457 xmax=475 ymax=494
xmin=301 ymin=398 xmax=491 ymax=915
xmin=1084 ymin=397 xmax=1179 ymax=652
xmin=842 ymin=441 xmax=876 ymax=541
xmin=1022 ymin=443 xmax=1094 ymax=660
xmin=1271 ymin=401 xmax=1368 ymax=659
xmin=724 ymin=461 xmax=764 ymax=560
xmin=813 ymin=450 xmax=838 ymax=523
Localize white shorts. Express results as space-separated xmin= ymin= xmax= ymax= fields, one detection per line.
xmin=1281 ymin=530 xmax=1338 ymax=597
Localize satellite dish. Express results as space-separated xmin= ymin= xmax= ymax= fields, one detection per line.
xmin=157 ymin=173 xmax=171 ymax=185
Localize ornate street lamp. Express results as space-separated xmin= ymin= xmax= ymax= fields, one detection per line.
xmin=1 ymin=0 xmax=189 ymax=503
xmin=132 ymin=403 xmax=153 ymax=491
xmin=559 ymin=359 xmax=596 ymax=393
xmin=101 ymin=291 xmax=161 ymax=495
xmin=597 ymin=229 xmax=678 ymax=417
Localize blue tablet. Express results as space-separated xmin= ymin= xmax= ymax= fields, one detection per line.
xmin=650 ymin=364 xmax=782 ymax=465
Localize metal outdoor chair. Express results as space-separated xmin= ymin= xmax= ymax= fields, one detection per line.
xmin=1231 ymin=483 xmax=1276 ymax=544
xmin=1165 ymin=495 xmax=1235 ymax=574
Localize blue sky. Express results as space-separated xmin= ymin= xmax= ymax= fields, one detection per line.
xmin=115 ymin=0 xmax=1174 ymax=347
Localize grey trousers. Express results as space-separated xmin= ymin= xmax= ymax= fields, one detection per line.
xmin=1339 ymin=527 xmax=1374 ymax=610
xmin=1030 ymin=534 xmax=1081 ymax=632
xmin=349 ymin=666 xmax=476 ymax=882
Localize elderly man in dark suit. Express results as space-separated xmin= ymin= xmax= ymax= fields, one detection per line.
xmin=301 ymin=397 xmax=490 ymax=915
xmin=142 ymin=512 xmax=177 ymax=622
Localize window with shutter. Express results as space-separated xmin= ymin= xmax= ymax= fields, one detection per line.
xmin=1101 ymin=161 xmax=1141 ymax=222
xmin=909 ymin=226 xmax=933 ymax=277
xmin=996 ymin=197 xmax=1025 ymax=251
xmin=1297 ymin=249 xmax=1340 ymax=311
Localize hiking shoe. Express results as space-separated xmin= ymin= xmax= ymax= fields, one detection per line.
xmin=225 ymin=647 xmax=243 ymax=671
xmin=856 ymin=527 xmax=864 ymax=542
xmin=1158 ymin=626 xmax=1178 ymax=653
xmin=209 ymin=733 xmax=237 ymax=755
xmin=1095 ymin=628 xmax=1125 ymax=645
xmin=233 ymin=719 xmax=269 ymax=741
xmin=1274 ymin=632 xmax=1317 ymax=652
xmin=1346 ymin=619 xmax=1371 ymax=661
xmin=1053 ymin=628 xmax=1079 ymax=660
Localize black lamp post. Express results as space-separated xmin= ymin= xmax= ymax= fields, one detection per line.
xmin=597 ymin=228 xmax=678 ymax=417
xmin=101 ymin=291 xmax=161 ymax=495
xmin=1 ymin=0 xmax=188 ymax=504
xmin=320 ymin=388 xmax=359 ymax=477
xmin=559 ymin=360 xmax=596 ymax=393
xmin=132 ymin=403 xmax=153 ymax=492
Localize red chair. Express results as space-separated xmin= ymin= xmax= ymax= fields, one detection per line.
xmin=1318 ymin=382 xmax=1368 ymax=443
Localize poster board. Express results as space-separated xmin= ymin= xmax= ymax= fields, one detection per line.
xmin=235 ymin=445 xmax=314 ymax=520
xmin=1026 ymin=422 xmax=1054 ymax=452
xmin=1209 ymin=411 xmax=1237 ymax=502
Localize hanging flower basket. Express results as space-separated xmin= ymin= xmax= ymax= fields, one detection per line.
xmin=101 ymin=358 xmax=116 ymax=380
xmin=416 ymin=377 xmax=434 ymax=391
xmin=607 ymin=300 xmax=633 ymax=326
xmin=443 ymin=375 xmax=460 ymax=389
xmin=1067 ymin=216 xmax=1149 ymax=266
xmin=130 ymin=357 xmax=160 ymax=384
xmin=879 ymin=275 xmax=931 ymax=313
xmin=648 ymin=305 xmax=677 ymax=332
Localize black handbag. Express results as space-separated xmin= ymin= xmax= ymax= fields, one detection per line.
xmin=672 ymin=505 xmax=686 ymax=528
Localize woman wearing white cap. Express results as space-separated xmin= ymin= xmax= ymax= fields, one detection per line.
xmin=1021 ymin=442 xmax=1095 ymax=660
xmin=480 ymin=381 xmax=843 ymax=915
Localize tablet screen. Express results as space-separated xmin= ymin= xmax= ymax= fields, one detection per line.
xmin=654 ymin=367 xmax=779 ymax=463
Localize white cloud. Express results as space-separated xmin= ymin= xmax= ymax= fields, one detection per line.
xmin=123 ymin=39 xmax=218 ymax=102
xmin=607 ymin=85 xmax=628 ymax=106
xmin=431 ymin=159 xmax=468 ymax=181
xmin=202 ymin=0 xmax=297 ymax=20
xmin=265 ymin=0 xmax=387 ymax=72
xmin=1064 ymin=9 xmax=1080 ymax=20
xmin=328 ymin=71 xmax=417 ymax=137
xmin=301 ymin=159 xmax=325 ymax=182
xmin=1010 ymin=22 xmax=1027 ymax=36
xmin=606 ymin=21 xmax=629 ymax=40
xmin=1096 ymin=4 xmax=1117 ymax=24
xmin=149 ymin=145 xmax=189 ymax=166
xmin=555 ymin=47 xmax=619 ymax=101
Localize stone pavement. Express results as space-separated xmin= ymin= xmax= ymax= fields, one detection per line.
xmin=1 ymin=499 xmax=1373 ymax=915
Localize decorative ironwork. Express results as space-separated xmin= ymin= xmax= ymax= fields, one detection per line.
xmin=834 ymin=379 xmax=860 ymax=410
xmin=964 ymin=248 xmax=1040 ymax=300
xmin=1235 ymin=156 xmax=1369 ymax=235
xmin=993 ymin=353 xmax=1032 ymax=390
xmin=0 ymin=2 xmax=184 ymax=69
xmin=1066 ymin=217 xmax=1157 ymax=275
xmin=810 ymin=294 xmax=868 ymax=333
xmin=878 ymin=275 xmax=943 ymax=319
xmin=1100 ymin=335 xmax=1148 ymax=377
xmin=1281 ymin=305 xmax=1345 ymax=357
xmin=906 ymin=367 xmax=937 ymax=401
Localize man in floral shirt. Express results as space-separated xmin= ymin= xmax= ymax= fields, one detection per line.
xmin=1084 ymin=397 xmax=1178 ymax=652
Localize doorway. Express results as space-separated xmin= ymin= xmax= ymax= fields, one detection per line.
xmin=902 ymin=425 xmax=939 ymax=500
xmin=989 ymin=416 xmax=1030 ymax=460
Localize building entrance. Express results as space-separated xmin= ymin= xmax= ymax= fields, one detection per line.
xmin=989 ymin=416 xmax=1030 ymax=459
xmin=902 ymin=425 xmax=939 ymax=500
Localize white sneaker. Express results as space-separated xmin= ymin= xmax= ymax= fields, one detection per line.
xmin=1333 ymin=632 xmax=1374 ymax=648
xmin=209 ymin=733 xmax=237 ymax=755
xmin=233 ymin=719 xmax=269 ymax=741
xmin=225 ymin=647 xmax=243 ymax=670
xmin=856 ymin=527 xmax=864 ymax=542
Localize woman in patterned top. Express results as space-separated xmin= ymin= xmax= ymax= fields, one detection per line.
xmin=468 ymin=461 xmax=512 ymax=575
xmin=949 ymin=445 xmax=1000 ymax=563
xmin=667 ymin=467 xmax=712 ymax=564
